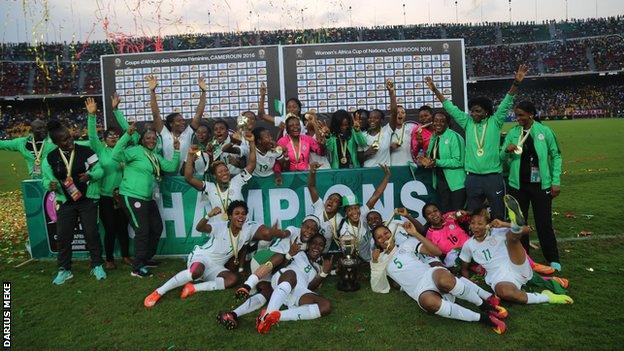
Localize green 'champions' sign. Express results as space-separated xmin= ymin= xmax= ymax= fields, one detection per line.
xmin=22 ymin=166 xmax=435 ymax=259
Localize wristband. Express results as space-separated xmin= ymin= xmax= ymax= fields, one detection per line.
xmin=319 ymin=271 xmax=328 ymax=278
xmin=285 ymin=253 xmax=293 ymax=260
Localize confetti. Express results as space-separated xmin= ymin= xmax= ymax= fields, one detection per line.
xmin=0 ymin=191 xmax=29 ymax=264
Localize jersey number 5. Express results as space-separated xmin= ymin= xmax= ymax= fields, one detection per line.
xmin=393 ymin=258 xmax=403 ymax=269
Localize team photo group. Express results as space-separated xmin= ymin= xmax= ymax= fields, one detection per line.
xmin=1 ymin=49 xmax=576 ymax=336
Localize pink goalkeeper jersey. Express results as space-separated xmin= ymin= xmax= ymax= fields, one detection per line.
xmin=410 ymin=124 xmax=433 ymax=162
xmin=426 ymin=212 xmax=470 ymax=254
xmin=276 ymin=134 xmax=323 ymax=172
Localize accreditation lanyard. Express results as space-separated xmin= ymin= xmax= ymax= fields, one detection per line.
xmin=58 ymin=148 xmax=76 ymax=180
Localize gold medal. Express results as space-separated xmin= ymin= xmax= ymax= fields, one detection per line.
xmin=234 ymin=258 xmax=239 ymax=266
xmin=221 ymin=212 xmax=228 ymax=220
xmin=340 ymin=157 xmax=347 ymax=164
xmin=274 ymin=146 xmax=283 ymax=154
xmin=371 ymin=140 xmax=379 ymax=150
xmin=515 ymin=127 xmax=531 ymax=156
xmin=34 ymin=159 xmax=41 ymax=166
xmin=473 ymin=122 xmax=487 ymax=157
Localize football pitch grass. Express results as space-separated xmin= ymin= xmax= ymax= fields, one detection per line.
xmin=1 ymin=118 xmax=623 ymax=350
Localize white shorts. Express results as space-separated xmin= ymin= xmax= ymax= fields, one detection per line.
xmin=270 ymin=269 xmax=316 ymax=308
xmin=443 ymin=249 xmax=461 ymax=268
xmin=186 ymin=246 xmax=228 ymax=281
xmin=485 ymin=259 xmax=533 ymax=290
xmin=407 ymin=266 xmax=456 ymax=310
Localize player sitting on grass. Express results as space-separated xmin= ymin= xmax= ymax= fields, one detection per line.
xmin=234 ymin=214 xmax=321 ymax=300
xmin=459 ymin=195 xmax=574 ymax=305
xmin=255 ymin=234 xmax=332 ymax=334
xmin=371 ymin=221 xmax=508 ymax=334
xmin=143 ymin=200 xmax=288 ymax=308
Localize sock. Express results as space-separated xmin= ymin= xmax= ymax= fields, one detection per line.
xmin=279 ymin=304 xmax=322 ymax=321
xmin=243 ymin=274 xmax=260 ymax=290
xmin=550 ymin=262 xmax=562 ymax=271
xmin=266 ymin=281 xmax=292 ymax=313
xmin=460 ymin=277 xmax=492 ymax=300
xmin=528 ymin=274 xmax=567 ymax=294
xmin=526 ymin=292 xmax=550 ymax=304
xmin=156 ymin=270 xmax=192 ymax=295
xmin=193 ymin=277 xmax=226 ymax=292
xmin=448 ymin=277 xmax=483 ymax=306
xmin=233 ymin=294 xmax=267 ymax=317
xmin=435 ymin=299 xmax=481 ymax=322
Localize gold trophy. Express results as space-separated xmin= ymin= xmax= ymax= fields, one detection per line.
xmin=237 ymin=114 xmax=250 ymax=131
xmin=337 ymin=233 xmax=360 ymax=292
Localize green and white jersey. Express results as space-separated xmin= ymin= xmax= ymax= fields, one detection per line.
xmin=195 ymin=221 xmax=260 ymax=266
xmin=459 ymin=228 xmax=510 ymax=282
xmin=269 ymin=226 xmax=306 ymax=255
xmin=383 ymin=238 xmax=428 ymax=300
xmin=287 ymin=251 xmax=320 ymax=286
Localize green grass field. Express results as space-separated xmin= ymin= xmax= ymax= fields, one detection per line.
xmin=1 ymin=119 xmax=624 ymax=350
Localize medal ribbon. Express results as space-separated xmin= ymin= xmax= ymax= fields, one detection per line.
xmin=217 ymin=183 xmax=230 ymax=213
xmin=289 ymin=136 xmax=301 ymax=164
xmin=144 ymin=150 xmax=161 ymax=179
xmin=517 ymin=126 xmax=532 ymax=148
xmin=228 ymin=226 xmax=240 ymax=264
xmin=473 ymin=122 xmax=487 ymax=152
xmin=31 ymin=137 xmax=44 ymax=164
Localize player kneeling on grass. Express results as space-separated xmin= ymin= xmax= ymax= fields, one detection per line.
xmin=256 ymin=234 xmax=332 ymax=334
xmin=143 ymin=200 xmax=288 ymax=307
xmin=459 ymin=195 xmax=573 ymax=305
xmin=370 ymin=221 xmax=509 ymax=334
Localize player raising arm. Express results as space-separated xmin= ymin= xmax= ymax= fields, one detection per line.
xmin=147 ymin=74 xmax=207 ymax=169
xmin=459 ymin=196 xmax=574 ymax=305
xmin=184 ymin=132 xmax=256 ymax=222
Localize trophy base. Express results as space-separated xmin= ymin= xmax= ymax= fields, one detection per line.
xmin=336 ymin=258 xmax=360 ymax=292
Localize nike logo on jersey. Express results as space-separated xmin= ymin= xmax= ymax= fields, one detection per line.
xmin=496 ymin=190 xmax=503 ymax=195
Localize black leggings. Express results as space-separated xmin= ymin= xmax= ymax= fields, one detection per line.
xmin=56 ymin=198 xmax=103 ymax=270
xmin=121 ymin=196 xmax=163 ymax=270
xmin=508 ymin=183 xmax=560 ymax=263
xmin=99 ymin=195 xmax=130 ymax=261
